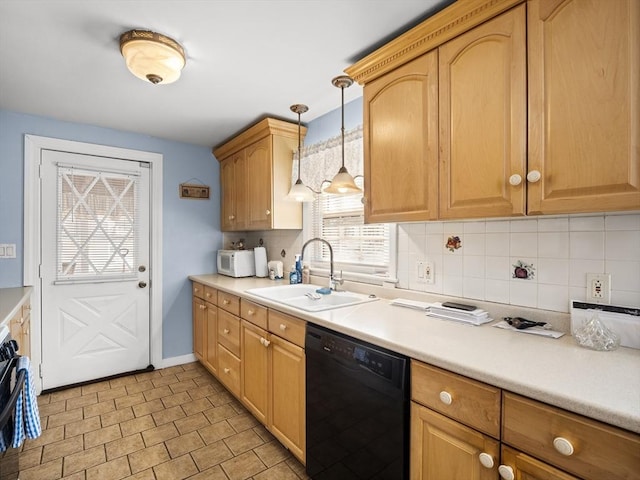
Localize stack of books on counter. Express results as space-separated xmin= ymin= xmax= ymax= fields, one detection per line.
xmin=427 ymin=302 xmax=493 ymax=326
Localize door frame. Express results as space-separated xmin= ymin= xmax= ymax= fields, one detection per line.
xmin=23 ymin=135 xmax=163 ymax=394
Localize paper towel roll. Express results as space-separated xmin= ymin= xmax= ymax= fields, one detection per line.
xmin=254 ymin=247 xmax=268 ymax=277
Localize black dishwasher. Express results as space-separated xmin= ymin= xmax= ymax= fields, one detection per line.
xmin=306 ymin=324 xmax=409 ymax=480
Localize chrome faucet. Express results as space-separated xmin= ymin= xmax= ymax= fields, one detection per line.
xmin=300 ymin=237 xmax=343 ymax=291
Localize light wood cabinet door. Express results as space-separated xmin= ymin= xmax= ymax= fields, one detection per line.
xmin=203 ymin=303 xmax=217 ymax=375
xmin=439 ymin=5 xmax=527 ymax=219
xmin=240 ymin=320 xmax=269 ymax=425
xmin=220 ymin=151 xmax=247 ymax=231
xmin=499 ymin=445 xmax=579 ymax=480
xmin=527 ymin=0 xmax=640 ymax=214
xmin=192 ymin=296 xmax=206 ymax=362
xmin=246 ymin=136 xmax=273 ymax=230
xmin=363 ymin=50 xmax=439 ymax=223
xmin=410 ymin=402 xmax=499 ymax=480
xmin=270 ymin=334 xmax=305 ymax=463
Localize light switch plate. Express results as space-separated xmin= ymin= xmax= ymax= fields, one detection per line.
xmin=0 ymin=244 xmax=16 ymax=258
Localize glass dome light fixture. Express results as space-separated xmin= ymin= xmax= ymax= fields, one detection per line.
xmin=119 ymin=30 xmax=186 ymax=85
xmin=323 ymin=75 xmax=362 ymax=195
xmin=287 ymin=104 xmax=315 ymax=202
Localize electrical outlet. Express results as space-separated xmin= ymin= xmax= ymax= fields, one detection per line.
xmin=586 ymin=273 xmax=611 ymax=304
xmin=424 ymin=261 xmax=435 ymax=284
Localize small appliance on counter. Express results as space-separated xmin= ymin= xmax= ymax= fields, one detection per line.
xmin=254 ymin=247 xmax=268 ymax=278
xmin=217 ymin=249 xmax=255 ymax=277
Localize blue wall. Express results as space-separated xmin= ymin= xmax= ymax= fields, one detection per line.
xmin=304 ymin=97 xmax=363 ymax=145
xmin=0 ymin=97 xmax=362 ymax=361
xmin=0 ymin=109 xmax=222 ymax=359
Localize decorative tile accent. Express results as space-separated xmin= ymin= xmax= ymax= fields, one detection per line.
xmin=512 ymin=260 xmax=535 ymax=280
xmin=446 ymin=235 xmax=461 ymax=252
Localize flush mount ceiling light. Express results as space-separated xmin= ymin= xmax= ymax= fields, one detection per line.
xmin=119 ymin=30 xmax=186 ymax=85
xmin=323 ymin=75 xmax=362 ymax=195
xmin=287 ymin=104 xmax=315 ymax=202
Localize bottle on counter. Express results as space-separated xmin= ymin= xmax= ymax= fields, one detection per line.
xmin=302 ymin=263 xmax=310 ymax=284
xmin=289 ymin=265 xmax=299 ymax=284
xmin=295 ymin=254 xmax=303 ymax=284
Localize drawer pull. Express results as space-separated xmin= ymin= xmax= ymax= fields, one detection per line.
xmin=478 ymin=452 xmax=494 ymax=469
xmin=498 ymin=465 xmax=514 ymax=480
xmin=439 ymin=391 xmax=453 ymax=405
xmin=553 ymin=437 xmax=574 ymax=456
xmin=224 ymin=368 xmax=230 ymax=374
xmin=279 ymin=323 xmax=287 ymax=331
xmin=223 ymin=328 xmax=230 ymax=334
xmin=199 ymin=305 xmax=206 ymax=310
xmin=247 ymin=309 xmax=254 ymax=315
xmin=223 ymin=299 xmax=230 ymax=305
xmin=206 ymin=292 xmax=211 ymax=298
xmin=194 ymin=287 xmax=199 ymax=293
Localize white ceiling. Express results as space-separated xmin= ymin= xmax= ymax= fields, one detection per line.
xmin=0 ymin=0 xmax=452 ymax=148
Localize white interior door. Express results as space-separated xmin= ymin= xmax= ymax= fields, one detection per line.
xmin=40 ymin=150 xmax=150 ymax=389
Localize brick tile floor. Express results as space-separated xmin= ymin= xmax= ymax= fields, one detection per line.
xmin=21 ymin=362 xmax=309 ymax=480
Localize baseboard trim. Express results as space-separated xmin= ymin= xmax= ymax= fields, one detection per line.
xmin=158 ymin=353 xmax=197 ymax=369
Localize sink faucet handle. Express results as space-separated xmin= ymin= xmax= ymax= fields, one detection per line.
xmin=331 ymin=270 xmax=344 ymax=291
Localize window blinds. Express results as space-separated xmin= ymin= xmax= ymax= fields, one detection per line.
xmin=56 ymin=165 xmax=140 ymax=283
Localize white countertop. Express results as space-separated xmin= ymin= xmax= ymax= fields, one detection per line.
xmin=189 ymin=274 xmax=640 ymax=434
xmin=0 ymin=286 xmax=32 ymax=327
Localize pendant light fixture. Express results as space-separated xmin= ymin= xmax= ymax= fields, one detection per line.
xmin=287 ymin=104 xmax=315 ymax=202
xmin=120 ymin=30 xmax=186 ymax=85
xmin=323 ymin=75 xmax=362 ymax=195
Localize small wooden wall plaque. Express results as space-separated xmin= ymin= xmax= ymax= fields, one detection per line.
xmin=180 ymin=183 xmax=210 ymax=199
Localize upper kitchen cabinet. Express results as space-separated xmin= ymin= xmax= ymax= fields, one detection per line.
xmin=527 ymin=0 xmax=640 ymax=214
xmin=439 ymin=5 xmax=526 ymax=219
xmin=347 ymin=0 xmax=640 ymax=222
xmin=363 ymin=51 xmax=439 ymax=223
xmin=214 ymin=118 xmax=306 ymax=231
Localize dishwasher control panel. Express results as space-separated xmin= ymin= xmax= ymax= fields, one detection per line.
xmin=322 ymin=336 xmax=393 ymax=380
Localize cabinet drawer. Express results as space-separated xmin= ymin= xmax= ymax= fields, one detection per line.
xmin=218 ymin=309 xmax=240 ymax=357
xmin=241 ymin=299 xmax=268 ymax=330
xmin=411 ymin=360 xmax=501 ymax=438
xmin=502 ymin=392 xmax=640 ymax=480
xmin=203 ymin=286 xmax=217 ymax=304
xmin=192 ymin=282 xmax=205 ymax=300
xmin=217 ymin=291 xmax=240 ymax=316
xmin=217 ymin=345 xmax=240 ymax=397
xmin=268 ymin=310 xmax=306 ymax=348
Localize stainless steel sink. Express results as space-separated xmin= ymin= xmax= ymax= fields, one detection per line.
xmin=246 ymin=284 xmax=378 ymax=312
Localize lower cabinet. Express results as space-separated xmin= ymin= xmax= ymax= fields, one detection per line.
xmin=499 ymin=445 xmax=579 ymax=480
xmin=411 ymin=402 xmax=499 ymax=480
xmin=10 ymin=301 xmax=31 ymax=359
xmin=410 ymin=359 xmax=640 ymax=480
xmin=192 ymin=283 xmax=217 ymax=375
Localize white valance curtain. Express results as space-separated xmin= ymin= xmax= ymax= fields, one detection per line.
xmin=291 ymin=125 xmax=363 ymax=191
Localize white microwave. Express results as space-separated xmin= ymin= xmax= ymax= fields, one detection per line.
xmin=217 ymin=249 xmax=255 ymax=278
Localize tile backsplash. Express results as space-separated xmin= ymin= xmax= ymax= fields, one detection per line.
xmin=397 ymin=212 xmax=640 ymax=313
xmin=222 ymin=212 xmax=639 ymax=314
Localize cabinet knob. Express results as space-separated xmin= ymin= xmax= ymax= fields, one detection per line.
xmin=260 ymin=337 xmax=271 ymax=347
xmin=526 ymin=170 xmax=541 ymax=183
xmin=224 ymin=368 xmax=230 ymax=374
xmin=206 ymin=292 xmax=211 ymax=298
xmin=508 ymin=174 xmax=522 ymax=186
xmin=265 ymin=209 xmax=271 ymax=216
xmin=498 ymin=465 xmax=514 ymax=480
xmin=223 ymin=328 xmax=230 ymax=334
xmin=229 ymin=215 xmax=235 ymax=221
xmin=223 ymin=299 xmax=230 ymax=305
xmin=439 ymin=391 xmax=453 ymax=405
xmin=553 ymin=437 xmax=574 ymax=456
xmin=194 ymin=288 xmax=199 ymax=293
xmin=279 ymin=323 xmax=287 ymax=331
xmin=199 ymin=305 xmax=206 ymax=310
xmin=478 ymin=452 xmax=494 ymax=469
xmin=247 ymin=309 xmax=254 ymax=316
